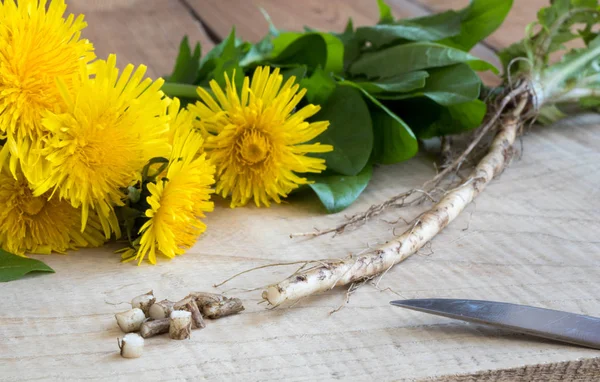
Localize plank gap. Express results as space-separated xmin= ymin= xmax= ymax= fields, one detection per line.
xmin=179 ymin=0 xmax=224 ymax=44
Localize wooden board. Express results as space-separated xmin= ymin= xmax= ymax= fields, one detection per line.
xmin=68 ymin=0 xmax=214 ymax=78
xmin=2 ymin=115 xmax=600 ymax=381
xmin=2 ymin=1 xmax=600 ymax=381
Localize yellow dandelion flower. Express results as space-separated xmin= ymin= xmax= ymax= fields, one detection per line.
xmin=189 ymin=66 xmax=333 ymax=208
xmin=0 ymin=164 xmax=105 ymax=256
xmin=33 ymin=54 xmax=170 ymax=238
xmin=124 ymin=127 xmax=215 ymax=265
xmin=0 ymin=0 xmax=95 ymax=172
xmin=165 ymin=97 xmax=205 ymax=144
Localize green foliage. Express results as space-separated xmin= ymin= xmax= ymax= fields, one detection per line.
xmin=349 ymin=42 xmax=498 ymax=78
xmin=163 ymin=0 xmax=513 ymax=213
xmin=168 ymin=36 xmax=201 ymax=84
xmin=499 ymin=0 xmax=600 ymax=110
xmin=442 ymin=0 xmax=514 ymax=51
xmin=309 ymin=86 xmax=374 ymax=176
xmin=355 ymin=11 xmax=462 ymax=48
xmin=0 ymin=250 xmax=54 ymax=282
xmin=309 ymin=165 xmax=373 ymax=213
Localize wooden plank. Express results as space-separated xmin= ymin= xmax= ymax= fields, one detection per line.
xmin=185 ymin=0 xmax=428 ymax=42
xmin=2 ymin=114 xmax=600 ymax=380
xmin=67 ymin=0 xmax=215 ymax=78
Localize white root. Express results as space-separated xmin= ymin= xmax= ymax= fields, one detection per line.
xmin=140 ymin=318 xmax=170 ymax=338
xmin=174 ymin=297 xmax=205 ymax=329
xmin=148 ymin=299 xmax=175 ymax=319
xmin=169 ymin=310 xmax=192 ymax=340
xmin=263 ymin=97 xmax=528 ymax=306
xmin=115 ymin=308 xmax=146 ymax=333
xmin=131 ymin=290 xmax=155 ymax=316
xmin=118 ymin=333 xmax=144 ymax=358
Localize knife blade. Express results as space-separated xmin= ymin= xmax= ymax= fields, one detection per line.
xmin=390 ymin=298 xmax=600 ymax=350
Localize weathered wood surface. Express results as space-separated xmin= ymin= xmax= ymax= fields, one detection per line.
xmin=2 ymin=1 xmax=599 ymax=381
xmin=68 ymin=0 xmax=214 ymax=78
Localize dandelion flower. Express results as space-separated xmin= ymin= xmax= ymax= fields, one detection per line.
xmin=189 ymin=66 xmax=333 ymax=208
xmin=0 ymin=165 xmax=105 ymax=256
xmin=124 ymin=127 xmax=215 ymax=265
xmin=165 ymin=97 xmax=206 ymax=144
xmin=0 ymin=0 xmax=95 ymax=172
xmin=34 ymin=54 xmax=170 ymax=238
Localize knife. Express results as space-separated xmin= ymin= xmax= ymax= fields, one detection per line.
xmin=390 ymin=298 xmax=600 ymax=350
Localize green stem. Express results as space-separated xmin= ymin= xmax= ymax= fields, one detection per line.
xmin=555 ymin=88 xmax=600 ymax=103
xmin=544 ymin=43 xmax=600 ymax=99
xmin=161 ymin=82 xmax=200 ymax=100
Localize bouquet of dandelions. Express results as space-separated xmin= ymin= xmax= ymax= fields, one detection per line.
xmin=0 ymin=0 xmax=332 ymax=277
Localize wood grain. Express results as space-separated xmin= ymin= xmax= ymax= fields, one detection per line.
xmin=67 ymin=0 xmax=214 ymax=78
xmin=2 ymin=114 xmax=600 ymax=381
xmin=184 ymin=0 xmax=427 ymax=42
xmin=1 ymin=1 xmax=599 ymax=381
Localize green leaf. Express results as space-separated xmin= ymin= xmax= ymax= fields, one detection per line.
xmin=269 ymin=32 xmax=344 ymax=73
xmin=353 ymin=71 xmax=429 ymax=94
xmin=417 ymin=99 xmax=486 ymax=138
xmin=168 ymin=36 xmax=201 ymax=84
xmin=442 ymin=0 xmax=513 ymax=51
xmin=369 ymin=104 xmax=419 ymax=164
xmin=299 ymin=67 xmax=337 ymax=104
xmin=356 ymin=11 xmax=462 ymax=48
xmin=271 ymin=33 xmax=328 ymax=69
xmin=197 ymin=29 xmax=249 ymax=85
xmin=309 ymin=164 xmax=373 ymax=213
xmin=349 ymin=42 xmax=498 ymax=78
xmin=339 ymin=80 xmax=419 ymax=164
xmin=281 ymin=65 xmax=308 ymax=85
xmin=378 ymin=63 xmax=481 ymax=105
xmin=310 ymin=85 xmax=374 ymax=176
xmin=240 ymin=36 xmax=274 ymax=67
xmin=335 ymin=19 xmax=361 ymax=70
xmin=0 ymin=249 xmax=55 ymax=282
xmin=377 ymin=0 xmax=394 ymax=23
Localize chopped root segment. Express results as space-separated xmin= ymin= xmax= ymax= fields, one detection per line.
xmin=169 ymin=310 xmax=192 ymax=340
xmin=115 ymin=308 xmax=146 ymax=333
xmin=140 ymin=318 xmax=170 ymax=339
xmin=263 ymin=95 xmax=529 ymax=306
xmin=131 ymin=290 xmax=155 ymax=316
xmin=148 ymin=300 xmax=175 ymax=320
xmin=119 ymin=333 xmax=144 ymax=359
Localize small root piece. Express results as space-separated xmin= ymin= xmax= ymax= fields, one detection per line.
xmin=140 ymin=318 xmax=170 ymax=338
xmin=169 ymin=311 xmax=192 ymax=340
xmin=202 ymin=297 xmax=245 ymax=319
xmin=174 ymin=297 xmax=205 ymax=329
xmin=115 ymin=308 xmax=145 ymax=333
xmin=148 ymin=299 xmax=175 ymax=320
xmin=119 ymin=333 xmax=144 ymax=358
xmin=131 ymin=290 xmax=155 ymax=317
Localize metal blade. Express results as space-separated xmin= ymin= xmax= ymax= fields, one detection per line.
xmin=391 ymin=299 xmax=600 ymax=350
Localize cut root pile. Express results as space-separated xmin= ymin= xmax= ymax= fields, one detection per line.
xmin=115 ymin=290 xmax=244 ymax=358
